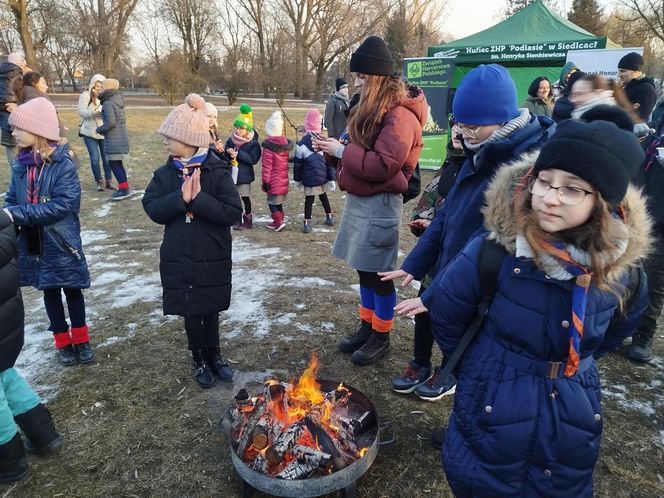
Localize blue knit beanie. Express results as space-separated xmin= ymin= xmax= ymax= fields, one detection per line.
xmin=452 ymin=64 xmax=519 ymax=126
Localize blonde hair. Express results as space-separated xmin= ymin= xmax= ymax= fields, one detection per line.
xmin=19 ymin=135 xmax=56 ymax=163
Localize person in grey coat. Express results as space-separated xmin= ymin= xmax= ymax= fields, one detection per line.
xmin=96 ymin=78 xmax=131 ymax=200
xmin=324 ymin=78 xmax=350 ymax=138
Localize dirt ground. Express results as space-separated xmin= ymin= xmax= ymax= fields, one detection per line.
xmin=0 ymin=102 xmax=663 ymax=498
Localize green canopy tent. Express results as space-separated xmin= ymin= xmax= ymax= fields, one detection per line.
xmin=427 ymin=0 xmax=618 ymax=106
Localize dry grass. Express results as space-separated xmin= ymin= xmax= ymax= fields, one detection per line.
xmin=0 ymin=102 xmax=662 ymax=498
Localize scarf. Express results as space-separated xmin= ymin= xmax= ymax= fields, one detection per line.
xmin=173 ymin=147 xmax=209 ymax=221
xmin=230 ymin=129 xmax=253 ymax=148
xmin=643 ymin=135 xmax=662 ymax=172
xmin=570 ymin=91 xmax=616 ymax=119
xmin=18 ymin=145 xmax=56 ymax=204
xmin=515 ymin=224 xmax=629 ymax=376
xmin=334 ymin=91 xmax=350 ymax=106
xmin=464 ymin=108 xmax=531 ymax=152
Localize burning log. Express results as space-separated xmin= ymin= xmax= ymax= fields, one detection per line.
xmin=252 ymin=418 xmax=270 ymax=450
xmin=270 ymin=421 xmax=284 ymax=446
xmin=251 ymin=453 xmax=268 ymax=473
xmin=304 ymin=415 xmax=347 ymax=471
xmin=265 ymin=420 xmax=305 ymax=464
xmin=292 ymin=445 xmax=332 ymax=468
xmin=236 ymin=402 xmax=266 ymax=457
xmin=275 ymin=460 xmax=317 ymax=480
xmin=333 ymin=411 xmax=375 ymax=436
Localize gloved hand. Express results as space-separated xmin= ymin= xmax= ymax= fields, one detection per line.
xmin=633 ymin=122 xmax=654 ymax=138
xmin=262 ymin=182 xmax=271 ymax=192
xmin=293 ymin=181 xmax=303 ymax=192
xmin=326 ymin=181 xmax=336 ymax=192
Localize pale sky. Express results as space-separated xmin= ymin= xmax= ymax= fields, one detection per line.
xmin=444 ymin=0 xmax=618 ymax=40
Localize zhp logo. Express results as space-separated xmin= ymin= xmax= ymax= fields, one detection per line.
xmin=407 ymin=62 xmax=422 ymax=79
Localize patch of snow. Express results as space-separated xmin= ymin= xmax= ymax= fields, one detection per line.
xmin=125 ymin=228 xmax=144 ymax=233
xmin=315 ymin=228 xmax=334 ymax=233
xmin=81 ymin=229 xmax=109 ymax=245
xmin=282 ymin=277 xmax=335 ymax=287
xmin=602 ymin=387 xmax=657 ymax=416
xmin=294 ymin=303 xmax=306 ymax=310
xmin=110 ymin=273 xmax=161 ymax=308
xmin=655 ymin=430 xmax=664 ymax=448
xmin=296 ymin=323 xmax=313 ymax=333
xmin=274 ymin=313 xmax=297 ymax=325
xmin=92 ymin=271 xmax=126 ymax=286
xmin=93 ymin=204 xmax=111 ymax=218
xmin=350 ymin=284 xmax=360 ymax=293
xmin=321 ymin=322 xmax=335 ymax=330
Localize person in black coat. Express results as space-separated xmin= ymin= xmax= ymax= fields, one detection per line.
xmin=143 ymin=94 xmax=243 ymax=389
xmin=618 ymin=52 xmax=657 ymax=121
xmin=0 ymin=53 xmax=27 ymax=173
xmin=552 ymin=70 xmax=586 ymax=122
xmin=0 ymin=209 xmax=63 ymax=483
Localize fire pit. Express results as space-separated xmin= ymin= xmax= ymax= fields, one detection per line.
xmin=226 ymin=354 xmax=382 ymax=497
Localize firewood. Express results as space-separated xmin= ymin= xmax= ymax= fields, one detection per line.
xmin=250 ymin=453 xmax=268 ymax=473
xmin=236 ymin=402 xmax=266 ymax=457
xmin=292 ymin=445 xmax=332 ymax=467
xmin=275 ymin=459 xmax=317 ymax=480
xmin=252 ymin=417 xmax=270 ymax=450
xmin=270 ymin=421 xmax=284 ymax=446
xmin=304 ymin=415 xmax=347 ymax=470
xmin=265 ymin=420 xmax=305 ymax=464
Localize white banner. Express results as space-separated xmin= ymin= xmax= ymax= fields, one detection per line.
xmin=566 ymin=47 xmax=644 ymax=80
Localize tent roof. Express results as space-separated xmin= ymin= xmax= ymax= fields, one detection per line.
xmin=428 ymin=0 xmax=608 ymax=62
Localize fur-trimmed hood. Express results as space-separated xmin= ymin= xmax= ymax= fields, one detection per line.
xmin=482 ymin=150 xmax=653 ymax=274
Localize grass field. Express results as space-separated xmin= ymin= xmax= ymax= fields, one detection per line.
xmin=0 ymin=102 xmax=662 ymax=498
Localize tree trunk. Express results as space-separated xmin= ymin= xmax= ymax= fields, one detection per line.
xmin=8 ymin=0 xmax=37 ymax=68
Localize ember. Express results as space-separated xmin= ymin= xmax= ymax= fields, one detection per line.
xmin=229 ymin=354 xmax=371 ymax=480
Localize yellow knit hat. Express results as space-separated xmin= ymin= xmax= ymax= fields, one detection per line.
xmin=233 ymin=104 xmax=253 ymax=131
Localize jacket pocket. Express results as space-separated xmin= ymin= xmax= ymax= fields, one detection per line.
xmin=47 ymin=228 xmax=82 ymax=261
xmin=368 ymin=217 xmax=399 ymax=248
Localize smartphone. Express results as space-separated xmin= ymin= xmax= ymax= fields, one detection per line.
xmin=309 ymin=131 xmax=326 ymax=141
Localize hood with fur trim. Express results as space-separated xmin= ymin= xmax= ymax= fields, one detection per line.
xmin=482 ymin=150 xmax=653 ymax=275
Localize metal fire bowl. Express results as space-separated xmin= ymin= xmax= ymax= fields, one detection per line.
xmin=229 ymin=379 xmax=380 ymax=498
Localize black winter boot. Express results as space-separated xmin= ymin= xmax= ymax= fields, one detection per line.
xmin=204 ymin=346 xmax=234 ymax=382
xmin=191 ymin=350 xmax=216 ymax=388
xmin=14 ymin=403 xmax=64 ymax=455
xmin=626 ymin=331 xmax=654 ymax=362
xmin=351 ymin=331 xmax=390 ymax=366
xmin=0 ymin=433 xmax=29 ymax=483
xmin=338 ymin=320 xmax=372 ymax=353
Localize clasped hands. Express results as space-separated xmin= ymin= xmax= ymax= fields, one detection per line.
xmin=181 ymin=167 xmax=201 ymax=203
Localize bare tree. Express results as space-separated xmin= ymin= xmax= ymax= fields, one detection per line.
xmin=219 ymin=0 xmax=248 ymax=105
xmin=7 ymin=0 xmax=36 ymax=66
xmin=0 ymin=4 xmax=21 ymax=56
xmin=619 ymin=0 xmax=664 ymax=43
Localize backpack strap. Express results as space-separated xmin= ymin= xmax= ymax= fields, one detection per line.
xmin=438 ymin=238 xmax=505 ymax=380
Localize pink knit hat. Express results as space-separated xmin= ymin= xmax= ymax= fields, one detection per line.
xmin=9 ymin=97 xmax=60 ymax=141
xmin=304 ymin=109 xmax=322 ymax=133
xmin=158 ymin=94 xmax=209 ymax=148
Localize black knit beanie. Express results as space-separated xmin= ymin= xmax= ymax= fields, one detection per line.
xmin=533 ymin=119 xmax=645 ymax=206
xmin=349 ymin=36 xmax=395 ymax=76
xmin=618 ymin=52 xmax=644 ymax=71
xmin=335 ymin=78 xmax=348 ymax=91
xmin=579 ymin=105 xmax=634 ymax=132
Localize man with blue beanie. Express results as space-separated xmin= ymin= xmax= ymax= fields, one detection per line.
xmin=382 ymin=64 xmax=556 ymax=417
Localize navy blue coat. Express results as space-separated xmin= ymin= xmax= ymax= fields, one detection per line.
xmin=142 ymin=151 xmax=243 ymax=316
xmin=4 ymin=144 xmax=90 ymax=290
xmin=401 ymin=112 xmax=555 ymax=305
xmin=0 ymin=210 xmax=24 ymax=372
xmin=293 ymin=133 xmax=335 ymax=187
xmin=224 ymin=132 xmax=261 ymax=185
xmin=429 ymin=160 xmax=651 ymax=497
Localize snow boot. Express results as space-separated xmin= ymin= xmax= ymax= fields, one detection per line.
xmin=104 ymin=178 xmax=116 ymax=190
xmin=325 ymin=213 xmax=334 ymax=226
xmin=71 ymin=325 xmax=95 ymax=364
xmin=266 ymin=212 xmax=279 ymax=230
xmin=351 ymin=331 xmax=390 ymax=366
xmin=96 ymin=180 xmax=104 ymax=191
xmin=14 ymin=404 xmax=64 ymax=455
xmin=302 ymin=219 xmax=312 ymax=233
xmin=53 ymin=331 xmax=76 ymax=366
xmin=191 ymin=350 xmax=216 ymax=388
xmin=0 ymin=434 xmax=29 ymax=483
xmin=241 ymin=212 xmax=253 ymax=229
xmin=273 ymin=211 xmax=286 ymax=232
xmin=338 ymin=320 xmax=372 ymax=353
xmin=626 ymin=331 xmax=654 ymax=362
xmin=204 ymin=345 xmax=234 ymax=382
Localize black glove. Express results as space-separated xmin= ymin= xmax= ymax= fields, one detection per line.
xmin=262 ymin=182 xmax=271 ymax=192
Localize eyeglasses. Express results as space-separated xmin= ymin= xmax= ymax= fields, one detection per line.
xmin=456 ymin=123 xmax=483 ymax=139
xmin=527 ymin=176 xmax=596 ymax=206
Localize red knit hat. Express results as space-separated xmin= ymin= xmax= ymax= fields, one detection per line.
xmin=158 ymin=94 xmax=209 ymax=148
xmin=9 ymin=97 xmax=60 ymax=141
xmin=304 ymin=108 xmax=321 ymax=133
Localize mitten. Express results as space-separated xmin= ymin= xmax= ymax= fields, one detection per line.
xmin=262 ymin=182 xmax=271 ymax=192
xmin=326 ymin=181 xmax=336 ymax=192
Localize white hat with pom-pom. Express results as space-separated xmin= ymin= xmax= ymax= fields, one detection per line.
xmin=158 ymin=93 xmax=210 ymax=148
xmin=265 ymin=111 xmax=284 ymax=137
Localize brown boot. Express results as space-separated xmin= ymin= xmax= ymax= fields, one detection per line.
xmin=96 ymin=180 xmax=104 ymax=191
xmin=104 ymin=178 xmax=116 ymax=190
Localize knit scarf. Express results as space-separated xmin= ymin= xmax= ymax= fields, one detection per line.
xmin=335 ymin=91 xmax=350 ymax=106
xmin=570 ymin=91 xmax=615 ymax=119
xmin=230 ymin=129 xmax=253 ymax=148
xmin=464 ymin=108 xmax=531 ymax=152
xmin=515 ymin=224 xmax=629 ymax=376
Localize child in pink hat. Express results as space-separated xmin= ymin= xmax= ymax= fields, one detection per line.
xmin=142 ymin=94 xmax=243 ymax=389
xmin=293 ymin=108 xmax=336 ymax=232
xmin=4 ymin=97 xmax=95 ymax=366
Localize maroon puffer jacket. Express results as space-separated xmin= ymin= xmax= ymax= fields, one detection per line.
xmin=261 ymin=136 xmax=293 ymax=196
xmin=337 ymin=86 xmax=427 ymax=197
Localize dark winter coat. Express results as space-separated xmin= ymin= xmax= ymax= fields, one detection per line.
xmin=552 ymin=95 xmax=574 ymax=122
xmin=142 ymin=151 xmax=243 ymax=316
xmin=624 ymin=75 xmax=657 ymax=121
xmin=401 ymin=112 xmax=556 ymax=295
xmin=0 ymin=62 xmax=21 ymax=105
xmin=430 ymin=157 xmax=651 ymax=497
xmin=0 ymin=210 xmax=24 ymax=373
xmin=324 ymin=92 xmax=349 ymax=138
xmin=261 ymin=136 xmax=292 ymax=196
xmin=648 ymin=100 xmax=664 ymax=136
xmin=294 ymin=133 xmax=335 ymax=187
xmin=3 ymin=144 xmax=90 ymax=290
xmin=634 ymin=134 xmax=664 ymax=233
xmin=521 ymin=95 xmax=553 ymax=117
xmin=224 ymin=132 xmax=261 ymax=185
xmin=336 ymin=86 xmax=427 ymax=197
xmin=96 ymin=89 xmax=129 ymax=155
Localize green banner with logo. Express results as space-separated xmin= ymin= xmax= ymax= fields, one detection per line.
xmin=404 ymin=57 xmax=455 ymax=169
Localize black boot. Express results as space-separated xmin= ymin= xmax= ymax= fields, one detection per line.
xmin=191 ymin=350 xmax=216 ymax=388
xmin=14 ymin=403 xmax=64 ymax=455
xmin=626 ymin=331 xmax=654 ymax=362
xmin=74 ymin=342 xmax=96 ymax=364
xmin=58 ymin=345 xmax=77 ymax=366
xmin=0 ymin=433 xmax=29 ymax=483
xmin=204 ymin=346 xmax=234 ymax=382
xmin=338 ymin=320 xmax=372 ymax=353
xmin=351 ymin=331 xmax=390 ymax=366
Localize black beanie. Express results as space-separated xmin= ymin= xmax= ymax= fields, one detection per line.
xmin=563 ymin=70 xmax=586 ymax=95
xmin=618 ymin=52 xmax=644 ymax=71
xmin=533 ymin=120 xmax=645 ymax=206
xmin=335 ymin=78 xmax=348 ymax=91
xmin=349 ymin=36 xmax=395 ymax=76
xmin=579 ymin=104 xmax=634 ymax=132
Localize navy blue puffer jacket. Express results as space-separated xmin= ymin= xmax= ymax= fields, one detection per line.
xmin=4 ymin=144 xmax=90 ymax=290
xmin=293 ymin=133 xmax=335 ymax=187
xmin=429 ymin=158 xmax=651 ymax=497
xmin=224 ymin=132 xmax=261 ymax=185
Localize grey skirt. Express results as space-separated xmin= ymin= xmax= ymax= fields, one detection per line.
xmin=332 ymin=192 xmax=403 ymax=272
xmin=267 ymin=194 xmax=287 ymax=204
xmin=236 ymin=183 xmax=252 ymax=196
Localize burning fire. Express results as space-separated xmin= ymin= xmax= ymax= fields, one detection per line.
xmin=230 ymin=353 xmax=371 ymax=479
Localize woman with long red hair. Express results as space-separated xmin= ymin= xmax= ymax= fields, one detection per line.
xmin=314 ymin=36 xmax=427 ymax=366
